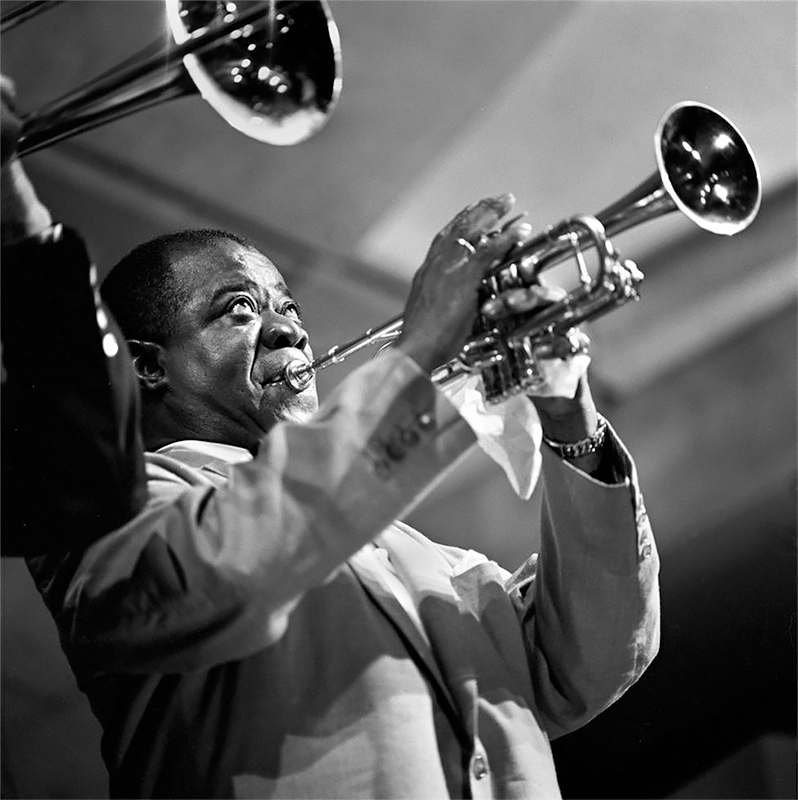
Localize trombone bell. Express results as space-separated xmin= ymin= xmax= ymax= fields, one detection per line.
xmin=166 ymin=0 xmax=342 ymax=146
xmin=13 ymin=0 xmax=342 ymax=155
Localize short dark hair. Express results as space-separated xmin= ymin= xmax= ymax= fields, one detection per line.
xmin=101 ymin=229 xmax=256 ymax=343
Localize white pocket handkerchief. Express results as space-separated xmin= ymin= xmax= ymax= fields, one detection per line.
xmin=442 ymin=373 xmax=542 ymax=499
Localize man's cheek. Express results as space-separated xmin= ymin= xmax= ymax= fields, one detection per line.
xmin=209 ymin=350 xmax=250 ymax=381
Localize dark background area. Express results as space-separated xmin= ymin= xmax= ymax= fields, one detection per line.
xmin=553 ymin=476 xmax=796 ymax=799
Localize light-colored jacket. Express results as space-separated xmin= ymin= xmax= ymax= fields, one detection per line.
xmin=29 ymin=350 xmax=659 ymax=799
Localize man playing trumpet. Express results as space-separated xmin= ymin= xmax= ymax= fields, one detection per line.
xmin=9 ymin=87 xmax=659 ymax=797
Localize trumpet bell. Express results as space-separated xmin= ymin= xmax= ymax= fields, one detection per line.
xmin=166 ymin=0 xmax=342 ymax=146
xmin=271 ymin=102 xmax=762 ymax=403
xmin=657 ymin=101 xmax=761 ymax=236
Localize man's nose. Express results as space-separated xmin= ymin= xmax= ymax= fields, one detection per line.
xmin=260 ymin=311 xmax=308 ymax=351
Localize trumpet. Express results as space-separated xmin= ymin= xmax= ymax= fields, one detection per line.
xmin=2 ymin=0 xmax=342 ymax=153
xmin=279 ymin=101 xmax=761 ymax=403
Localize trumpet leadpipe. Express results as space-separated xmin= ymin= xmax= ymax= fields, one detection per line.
xmin=278 ymin=315 xmax=404 ymax=392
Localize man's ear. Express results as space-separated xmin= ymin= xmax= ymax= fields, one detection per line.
xmin=127 ymin=340 xmax=167 ymax=392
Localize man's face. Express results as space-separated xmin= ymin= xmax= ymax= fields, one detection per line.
xmin=157 ymin=239 xmax=318 ymax=450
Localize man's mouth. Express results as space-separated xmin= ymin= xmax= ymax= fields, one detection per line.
xmin=261 ymin=353 xmax=312 ymax=388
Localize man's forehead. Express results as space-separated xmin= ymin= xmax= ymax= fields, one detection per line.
xmin=172 ymin=239 xmax=289 ymax=296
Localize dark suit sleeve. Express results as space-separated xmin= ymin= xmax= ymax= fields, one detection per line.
xmin=1 ymin=226 xmax=147 ymax=556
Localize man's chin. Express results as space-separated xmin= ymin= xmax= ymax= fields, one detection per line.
xmin=261 ymin=387 xmax=318 ymax=429
xmin=280 ymin=401 xmax=317 ymax=425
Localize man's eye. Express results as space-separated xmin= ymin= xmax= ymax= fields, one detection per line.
xmin=281 ymin=302 xmax=302 ymax=320
xmin=228 ymin=297 xmax=258 ymax=315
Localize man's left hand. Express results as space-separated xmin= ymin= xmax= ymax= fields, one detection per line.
xmin=481 ymin=282 xmax=601 ymax=457
xmin=480 ymin=283 xmax=591 ymax=401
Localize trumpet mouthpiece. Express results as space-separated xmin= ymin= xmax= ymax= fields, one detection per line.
xmin=282 ymin=361 xmax=315 ymax=392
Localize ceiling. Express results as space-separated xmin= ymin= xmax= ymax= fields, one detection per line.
xmin=1 ymin=3 xmax=796 ymax=797
xmin=3 ymin=0 xmax=795 ymax=271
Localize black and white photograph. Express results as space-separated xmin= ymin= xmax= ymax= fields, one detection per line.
xmin=1 ymin=1 xmax=795 ymax=798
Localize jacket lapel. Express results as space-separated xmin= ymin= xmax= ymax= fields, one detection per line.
xmin=160 ymin=446 xmax=475 ymax=732
xmin=347 ymin=542 xmax=465 ymax=727
xmin=370 ymin=526 xmax=485 ymax=736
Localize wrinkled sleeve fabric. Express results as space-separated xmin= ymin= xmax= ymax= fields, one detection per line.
xmin=42 ymin=351 xmax=476 ymax=674
xmin=1 ymin=227 xmax=147 ymax=556
xmin=506 ymin=426 xmax=661 ymax=739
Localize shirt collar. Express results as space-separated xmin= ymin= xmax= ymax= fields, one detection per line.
xmin=155 ymin=439 xmax=253 ymax=465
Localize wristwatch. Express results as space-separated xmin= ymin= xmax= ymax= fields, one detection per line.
xmin=543 ymin=414 xmax=608 ymax=459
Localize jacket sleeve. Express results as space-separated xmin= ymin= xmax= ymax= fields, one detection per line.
xmin=1 ymin=227 xmax=147 ymax=556
xmin=507 ymin=424 xmax=661 ymax=739
xmin=42 ymin=350 xmax=477 ymax=674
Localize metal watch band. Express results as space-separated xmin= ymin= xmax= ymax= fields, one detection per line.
xmin=543 ymin=414 xmax=608 ymax=459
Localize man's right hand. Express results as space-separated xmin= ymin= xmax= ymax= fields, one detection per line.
xmin=1 ymin=75 xmax=53 ymax=244
xmin=396 ymin=194 xmax=531 ymax=374
xmin=1 ymin=75 xmax=24 ymax=165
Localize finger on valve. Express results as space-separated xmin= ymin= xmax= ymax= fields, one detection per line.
xmin=434 ymin=193 xmax=529 ymax=274
xmin=534 ymin=328 xmax=591 ymax=360
xmin=397 ymin=194 xmax=535 ymax=376
xmin=444 ymin=193 xmax=516 ymax=246
xmin=480 ymin=284 xmax=567 ymax=320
